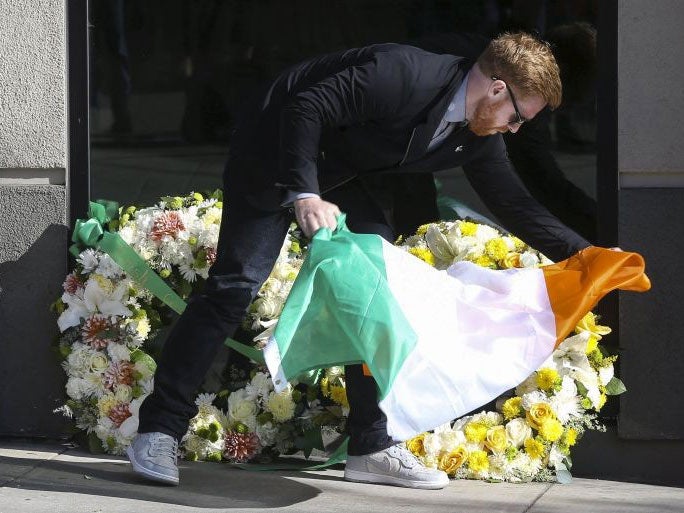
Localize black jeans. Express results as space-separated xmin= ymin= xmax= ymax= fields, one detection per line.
xmin=139 ymin=176 xmax=394 ymax=456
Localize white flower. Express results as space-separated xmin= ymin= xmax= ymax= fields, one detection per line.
xmin=77 ymin=249 xmax=100 ymax=273
xmin=473 ymin=224 xmax=500 ymax=244
xmin=107 ymin=343 xmax=131 ymax=364
xmin=505 ymin=418 xmax=532 ymax=448
xmin=65 ymin=377 xmax=98 ymax=400
xmin=549 ymin=376 xmax=581 ymax=423
xmin=179 ymin=263 xmax=198 ymax=282
xmin=265 ymin=389 xmax=296 ymax=423
xmin=97 ymin=254 xmax=124 ymax=279
xmin=437 ymin=428 xmax=467 ymax=452
xmin=256 ymin=421 xmax=279 ymax=447
xmin=519 ymin=251 xmax=540 ymax=268
xmin=227 ymin=389 xmax=258 ymax=429
xmin=422 ymin=432 xmax=442 ymax=459
xmin=245 ymin=372 xmax=273 ymax=401
xmin=599 ymin=365 xmax=615 ymax=387
xmin=522 ymin=391 xmax=549 ymax=410
xmin=57 ymin=278 xmax=132 ymax=331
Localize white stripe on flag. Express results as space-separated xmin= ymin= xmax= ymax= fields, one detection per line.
xmin=378 ymin=240 xmax=557 ymax=440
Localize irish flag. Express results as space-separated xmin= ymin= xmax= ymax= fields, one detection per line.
xmin=263 ymin=218 xmax=650 ymax=441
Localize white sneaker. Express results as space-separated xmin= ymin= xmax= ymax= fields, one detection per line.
xmin=126 ymin=432 xmax=179 ymax=485
xmin=344 ymin=444 xmax=449 ymax=489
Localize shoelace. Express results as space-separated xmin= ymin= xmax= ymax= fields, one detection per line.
xmin=391 ymin=444 xmax=421 ymax=468
xmin=150 ymin=436 xmax=178 ymax=464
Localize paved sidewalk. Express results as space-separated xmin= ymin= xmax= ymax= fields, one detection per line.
xmin=1 ymin=439 xmax=682 ymax=513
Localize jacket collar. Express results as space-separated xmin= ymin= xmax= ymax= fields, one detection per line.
xmin=402 ymin=57 xmax=473 ymax=165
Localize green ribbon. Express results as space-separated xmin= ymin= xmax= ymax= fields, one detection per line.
xmin=70 ymin=199 xmax=345 ymax=466
xmin=70 ymin=201 xmax=262 ymax=364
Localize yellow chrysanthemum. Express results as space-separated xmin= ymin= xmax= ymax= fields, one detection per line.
xmin=502 ymin=396 xmax=523 ymax=420
xmin=415 ymin=224 xmax=432 ymax=236
xmin=474 ymin=254 xmax=496 ymax=268
xmin=564 ymin=428 xmax=578 ymax=447
xmin=524 ymin=438 xmax=545 ymax=459
xmin=538 ymin=418 xmax=563 ymax=442
xmin=459 ymin=221 xmax=478 ymax=236
xmin=511 ymin=236 xmax=527 ymax=251
xmin=329 ymin=385 xmax=349 ymax=408
xmin=467 ymin=450 xmax=490 ymax=472
xmin=408 ymin=247 xmax=436 ymax=267
xmin=406 ymin=434 xmax=426 ymax=457
xmin=439 ymin=445 xmax=469 ymax=475
xmin=464 ymin=421 xmax=488 ymax=443
xmin=485 ymin=238 xmax=509 ymax=262
xmin=536 ymin=368 xmax=560 ymax=392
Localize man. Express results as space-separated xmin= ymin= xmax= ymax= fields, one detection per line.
xmin=127 ymin=32 xmax=590 ymax=489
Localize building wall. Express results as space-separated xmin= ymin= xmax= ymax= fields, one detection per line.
xmin=616 ymin=0 xmax=684 ymax=440
xmin=0 ymin=0 xmax=69 ymax=436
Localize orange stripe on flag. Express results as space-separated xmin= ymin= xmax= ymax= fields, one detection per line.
xmin=362 ymin=363 xmax=372 ymax=377
xmin=542 ymin=246 xmax=650 ymax=347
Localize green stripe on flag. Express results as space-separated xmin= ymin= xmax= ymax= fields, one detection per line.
xmin=271 ymin=215 xmax=417 ymax=400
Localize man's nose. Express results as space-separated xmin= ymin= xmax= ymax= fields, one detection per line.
xmin=507 ymin=123 xmax=521 ymax=134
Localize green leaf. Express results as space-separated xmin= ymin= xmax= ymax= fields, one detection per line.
xmin=605 ymin=376 xmax=627 ymax=395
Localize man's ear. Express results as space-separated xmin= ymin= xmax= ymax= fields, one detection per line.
xmin=489 ymin=79 xmax=506 ymax=99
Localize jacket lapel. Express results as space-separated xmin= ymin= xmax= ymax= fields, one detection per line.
xmin=400 ymin=60 xmax=470 ymax=165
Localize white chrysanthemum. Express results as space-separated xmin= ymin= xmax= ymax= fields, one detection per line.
xmin=265 ymin=390 xmax=296 ymax=423
xmin=256 ymin=421 xmax=279 ymax=447
xmin=97 ymin=254 xmax=124 ymax=279
xmin=547 ymin=444 xmax=566 ymax=469
xmin=474 ymin=224 xmax=500 ymax=244
xmin=107 ymin=343 xmax=131 ymax=364
xmin=522 ymin=391 xmax=550 ymax=410
xmin=77 ymin=249 xmax=100 ymax=273
xmin=549 ymin=376 xmax=581 ymax=423
xmin=472 ymin=411 xmax=503 ymax=427
xmin=195 ymin=393 xmax=217 ymax=409
xmin=244 ymin=372 xmax=273 ymax=401
xmin=118 ymin=225 xmax=136 ymax=244
xmin=179 ymin=263 xmax=198 ymax=283
xmin=65 ymin=377 xmax=99 ymax=400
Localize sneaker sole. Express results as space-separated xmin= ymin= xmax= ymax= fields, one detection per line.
xmin=343 ymin=469 xmax=448 ymax=490
xmin=126 ymin=446 xmax=179 ymax=486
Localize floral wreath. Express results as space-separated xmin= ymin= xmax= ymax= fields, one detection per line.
xmin=53 ymin=191 xmax=624 ymax=482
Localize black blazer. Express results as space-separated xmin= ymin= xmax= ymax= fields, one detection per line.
xmin=227 ymin=43 xmax=589 ymax=261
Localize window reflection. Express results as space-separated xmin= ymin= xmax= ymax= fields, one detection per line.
xmin=89 ymin=0 xmax=597 ymax=242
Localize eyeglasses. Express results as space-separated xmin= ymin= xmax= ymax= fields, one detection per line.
xmin=491 ymin=76 xmax=527 ymax=126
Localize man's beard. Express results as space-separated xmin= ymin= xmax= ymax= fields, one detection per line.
xmin=468 ymin=99 xmax=507 ymax=137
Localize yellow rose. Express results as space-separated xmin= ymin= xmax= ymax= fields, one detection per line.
xmin=500 ymin=252 xmax=521 ymax=269
xmin=467 ymin=450 xmax=490 ymax=472
xmin=406 ymin=434 xmax=426 ymax=457
xmin=464 ymin=422 xmax=488 ymax=443
xmin=538 ymin=418 xmax=563 ymax=442
xmin=535 ymin=368 xmax=560 ymax=392
xmin=484 ymin=425 xmax=508 ymax=453
xmin=438 ymin=446 xmax=468 ymax=475
xmin=502 ymin=396 xmax=523 ymax=420
xmin=524 ymin=438 xmax=545 ymax=459
xmin=526 ymin=402 xmax=555 ymax=430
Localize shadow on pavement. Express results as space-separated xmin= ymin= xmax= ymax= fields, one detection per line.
xmin=0 ymin=452 xmax=325 ymax=509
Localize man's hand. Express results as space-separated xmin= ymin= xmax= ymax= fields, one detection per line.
xmin=293 ymin=196 xmax=341 ymax=238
